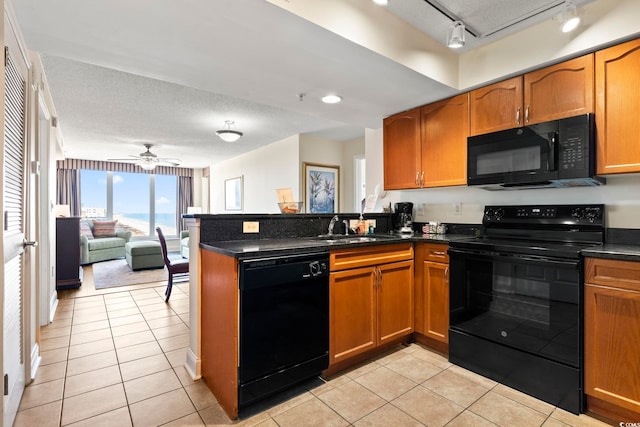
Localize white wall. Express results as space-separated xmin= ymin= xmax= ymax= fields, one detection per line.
xmin=211 ymin=135 xmax=300 ymax=213
xmin=340 ymin=136 xmax=365 ymax=212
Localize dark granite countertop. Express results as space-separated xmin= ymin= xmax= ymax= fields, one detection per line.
xmin=582 ymin=244 xmax=640 ymax=262
xmin=200 ymin=233 xmax=476 ymax=259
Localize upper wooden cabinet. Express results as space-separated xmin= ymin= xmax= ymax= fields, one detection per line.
xmin=383 ymin=94 xmax=468 ymax=190
xmin=383 ymin=107 xmax=422 ymax=190
xmin=596 ymin=38 xmax=640 ymax=175
xmin=421 ymin=94 xmax=468 ymax=188
xmin=470 ymin=76 xmax=523 ymax=136
xmin=470 ymin=54 xmax=594 ymax=136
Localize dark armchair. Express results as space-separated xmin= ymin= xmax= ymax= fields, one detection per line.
xmin=156 ymin=227 xmax=189 ymax=302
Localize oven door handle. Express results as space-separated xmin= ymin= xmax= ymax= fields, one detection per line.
xmin=448 ymin=248 xmax=581 ymax=267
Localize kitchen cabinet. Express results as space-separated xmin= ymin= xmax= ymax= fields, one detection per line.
xmin=383 ymin=107 xmax=422 ymax=190
xmin=329 ymin=243 xmax=413 ymax=366
xmin=414 ymin=242 xmax=449 ymax=353
xmin=383 ymin=94 xmax=467 ymax=190
xmin=470 ymin=54 xmax=594 ymax=136
xmin=595 ymin=38 xmax=640 ymax=175
xmin=584 ymin=257 xmax=640 ymax=421
xmin=420 ymin=94 xmax=468 ymax=188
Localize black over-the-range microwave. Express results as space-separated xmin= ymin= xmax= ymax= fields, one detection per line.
xmin=467 ymin=114 xmax=605 ymax=190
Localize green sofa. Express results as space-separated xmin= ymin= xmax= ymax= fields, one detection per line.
xmin=80 ymin=220 xmax=132 ymax=265
xmin=180 ymin=230 xmax=189 ymax=258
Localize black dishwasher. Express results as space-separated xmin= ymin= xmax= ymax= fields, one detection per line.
xmin=238 ymin=251 xmax=329 ymax=408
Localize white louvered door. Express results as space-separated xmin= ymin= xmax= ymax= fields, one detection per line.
xmin=3 ymin=20 xmax=29 ymax=426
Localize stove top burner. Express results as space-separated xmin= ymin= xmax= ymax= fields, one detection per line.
xmin=451 ymin=237 xmax=600 ymax=259
xmin=450 ymin=204 xmax=605 ymax=259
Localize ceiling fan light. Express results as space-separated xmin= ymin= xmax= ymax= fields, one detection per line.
xmin=137 ymin=161 xmax=157 ymax=171
xmin=447 ymin=21 xmax=465 ymax=49
xmin=216 ymin=120 xmax=243 ymax=142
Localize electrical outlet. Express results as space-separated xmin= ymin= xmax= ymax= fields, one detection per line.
xmin=243 ymin=221 xmax=260 ymax=233
xmin=454 ymin=202 xmax=462 ymax=215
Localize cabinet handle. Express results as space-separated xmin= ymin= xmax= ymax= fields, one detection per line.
xmin=420 ymin=171 xmax=424 ymax=187
xmin=516 ymin=107 xmax=521 ymax=125
xmin=415 ymin=171 xmax=420 ymax=186
xmin=525 ymin=105 xmax=530 ymax=123
xmin=445 ymin=267 xmax=449 ymax=282
xmin=430 ymin=251 xmax=446 ymax=256
xmin=376 ymin=267 xmax=381 ymax=288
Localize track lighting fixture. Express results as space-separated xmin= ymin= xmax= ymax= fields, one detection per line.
xmin=447 ymin=21 xmax=466 ymax=49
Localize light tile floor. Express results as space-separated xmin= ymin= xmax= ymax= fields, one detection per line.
xmin=14 ymin=267 xmax=613 ymax=426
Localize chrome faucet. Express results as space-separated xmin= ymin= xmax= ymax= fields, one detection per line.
xmin=327 ymin=215 xmax=339 ymax=235
xmin=343 ymin=220 xmax=350 ymax=236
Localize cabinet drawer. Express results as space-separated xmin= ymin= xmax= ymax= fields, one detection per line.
xmin=585 ymin=257 xmax=640 ymax=291
xmin=418 ymin=243 xmax=449 ymax=263
xmin=330 ymin=243 xmax=413 ymax=271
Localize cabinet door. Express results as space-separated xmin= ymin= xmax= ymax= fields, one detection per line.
xmin=383 ymin=108 xmax=422 ymax=190
xmin=470 ymin=76 xmax=523 ymax=136
xmin=585 ymin=283 xmax=640 ymax=415
xmin=377 ymin=260 xmax=414 ymax=345
xmin=524 ymin=54 xmax=594 ymax=125
xmin=418 ymin=261 xmax=449 ymax=343
xmin=596 ymin=38 xmax=640 ymax=174
xmin=421 ymin=94 xmax=468 ymax=188
xmin=329 ymin=266 xmax=377 ymax=365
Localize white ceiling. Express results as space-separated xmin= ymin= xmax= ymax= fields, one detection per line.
xmin=12 ymin=0 xmax=595 ymax=168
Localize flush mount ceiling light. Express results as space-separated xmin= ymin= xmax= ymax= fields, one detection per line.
xmin=447 ymin=21 xmax=466 ymax=49
xmin=560 ymin=1 xmax=581 ymax=33
xmin=372 ymin=0 xmax=388 ymax=5
xmin=321 ymin=94 xmax=342 ymax=104
xmin=216 ymin=120 xmax=243 ymax=142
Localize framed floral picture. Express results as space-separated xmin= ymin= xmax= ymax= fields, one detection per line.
xmin=303 ymin=162 xmax=339 ymax=213
xmin=225 ymin=176 xmax=243 ymax=211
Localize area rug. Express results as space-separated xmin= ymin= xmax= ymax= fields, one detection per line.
xmin=92 ymin=254 xmax=186 ymax=289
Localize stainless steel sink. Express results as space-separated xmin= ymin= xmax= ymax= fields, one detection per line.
xmin=308 ymin=234 xmax=397 ymax=244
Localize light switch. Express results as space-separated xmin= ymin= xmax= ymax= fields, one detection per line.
xmin=243 ymin=221 xmax=260 ymax=233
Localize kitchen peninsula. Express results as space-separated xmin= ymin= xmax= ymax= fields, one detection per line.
xmin=185 ymin=212 xmax=473 ymax=419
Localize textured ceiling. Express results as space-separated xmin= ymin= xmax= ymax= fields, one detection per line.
xmin=12 ymin=0 xmax=595 ymax=168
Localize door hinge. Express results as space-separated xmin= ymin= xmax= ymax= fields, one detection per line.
xmin=4 ymin=374 xmax=8 ymax=396
xmin=4 ymin=46 xmax=8 ymax=67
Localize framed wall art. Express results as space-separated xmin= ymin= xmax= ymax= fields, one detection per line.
xmin=303 ymin=162 xmax=339 ymax=213
xmin=224 ymin=176 xmax=243 ymax=211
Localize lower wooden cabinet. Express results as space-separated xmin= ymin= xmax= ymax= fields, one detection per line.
xmin=585 ymin=257 xmax=640 ymax=420
xmin=414 ymin=243 xmax=449 ymax=351
xmin=329 ymin=244 xmax=414 ymax=366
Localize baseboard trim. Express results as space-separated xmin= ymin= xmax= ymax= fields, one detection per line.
xmin=185 ymin=348 xmax=202 ymax=381
xmin=30 ymin=343 xmax=42 ymax=381
xmin=49 ymin=292 xmax=59 ymax=324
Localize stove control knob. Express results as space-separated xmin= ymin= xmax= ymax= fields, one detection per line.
xmin=494 ymin=208 xmax=504 ymax=221
xmin=585 ymin=208 xmax=600 ymax=223
xmin=571 ymin=208 xmax=584 ymax=221
xmin=484 ymin=208 xmax=494 ymax=221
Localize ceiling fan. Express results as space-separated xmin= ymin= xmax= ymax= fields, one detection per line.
xmin=108 ymin=144 xmax=181 ymax=170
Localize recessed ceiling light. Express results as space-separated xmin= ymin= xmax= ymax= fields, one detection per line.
xmin=322 ymin=95 xmax=342 ymax=104
xmin=372 ymin=0 xmax=388 ymax=5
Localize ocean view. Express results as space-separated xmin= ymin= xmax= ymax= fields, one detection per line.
xmin=113 ymin=212 xmax=177 ymax=236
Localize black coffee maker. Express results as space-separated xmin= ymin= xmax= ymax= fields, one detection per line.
xmin=393 ymin=202 xmax=414 ymax=232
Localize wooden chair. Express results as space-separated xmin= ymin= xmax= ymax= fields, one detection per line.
xmin=156 ymin=227 xmax=189 ymax=302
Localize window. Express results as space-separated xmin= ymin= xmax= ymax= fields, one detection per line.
xmin=80 ymin=170 xmax=107 ymax=218
xmin=80 ymin=170 xmax=178 ymax=237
